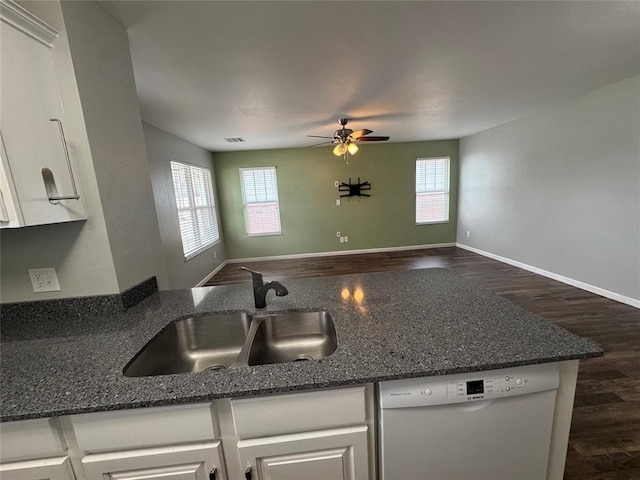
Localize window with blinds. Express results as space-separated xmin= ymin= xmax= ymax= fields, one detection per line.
xmin=415 ymin=157 xmax=450 ymax=224
xmin=170 ymin=161 xmax=220 ymax=260
xmin=239 ymin=167 xmax=281 ymax=236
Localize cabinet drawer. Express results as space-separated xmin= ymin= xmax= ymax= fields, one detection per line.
xmin=81 ymin=441 xmax=224 ymax=480
xmin=0 ymin=418 xmax=66 ymax=462
xmin=231 ymin=386 xmax=367 ymax=439
xmin=0 ymin=456 xmax=75 ymax=480
xmin=71 ymin=403 xmax=216 ymax=452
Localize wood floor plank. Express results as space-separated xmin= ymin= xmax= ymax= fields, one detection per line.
xmin=207 ymin=246 xmax=640 ymax=478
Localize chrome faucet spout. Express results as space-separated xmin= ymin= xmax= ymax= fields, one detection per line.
xmin=239 ymin=267 xmax=288 ymax=308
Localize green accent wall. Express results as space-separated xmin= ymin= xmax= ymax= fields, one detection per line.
xmin=214 ymin=140 xmax=458 ymax=259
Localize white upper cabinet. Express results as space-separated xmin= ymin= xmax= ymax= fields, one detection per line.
xmin=0 ymin=0 xmax=86 ymax=228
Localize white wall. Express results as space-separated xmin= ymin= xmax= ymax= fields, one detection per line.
xmin=143 ymin=123 xmax=226 ymax=290
xmin=458 ymin=76 xmax=640 ymax=304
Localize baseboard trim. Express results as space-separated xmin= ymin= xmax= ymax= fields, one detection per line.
xmin=225 ymin=243 xmax=457 ymax=264
xmin=196 ymin=261 xmax=229 ymax=287
xmin=456 ymin=243 xmax=640 ymax=309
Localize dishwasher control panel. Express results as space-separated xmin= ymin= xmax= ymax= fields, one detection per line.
xmin=379 ymin=363 xmax=559 ymax=408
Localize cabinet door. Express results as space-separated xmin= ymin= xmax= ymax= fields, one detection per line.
xmin=0 ymin=2 xmax=86 ymax=228
xmin=0 ymin=456 xmax=75 ymax=480
xmin=81 ymin=442 xmax=225 ymax=480
xmin=238 ymin=426 xmax=369 ymax=480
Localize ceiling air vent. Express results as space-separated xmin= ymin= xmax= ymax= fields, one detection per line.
xmin=225 ymin=137 xmax=245 ymax=143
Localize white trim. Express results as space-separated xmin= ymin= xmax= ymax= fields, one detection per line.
xmin=457 ymin=243 xmax=640 ymax=309
xmin=0 ymin=0 xmax=58 ymax=47
xmin=196 ymin=260 xmax=229 ymax=287
xmin=226 ymin=242 xmax=457 ymax=264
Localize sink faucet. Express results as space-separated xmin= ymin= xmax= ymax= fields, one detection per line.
xmin=239 ymin=267 xmax=288 ymax=309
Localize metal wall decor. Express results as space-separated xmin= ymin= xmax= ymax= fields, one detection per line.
xmin=339 ymin=177 xmax=371 ymax=198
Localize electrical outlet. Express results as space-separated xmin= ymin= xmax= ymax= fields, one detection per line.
xmin=340 ymin=236 xmax=345 ymax=243
xmin=344 ymin=236 xmax=348 ymax=242
xmin=334 ymin=181 xmax=339 ymax=188
xmin=466 ymin=230 xmax=470 ymax=238
xmin=29 ymin=267 xmax=61 ymax=292
xmin=336 ymin=231 xmax=341 ymax=237
xmin=336 ymin=199 xmax=341 ymax=206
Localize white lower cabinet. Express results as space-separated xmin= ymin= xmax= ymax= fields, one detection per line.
xmin=0 ymin=457 xmax=75 ymax=480
xmin=224 ymin=386 xmax=374 ymax=480
xmin=238 ymin=427 xmax=369 ymax=480
xmin=69 ymin=403 xmax=226 ymax=480
xmin=81 ymin=442 xmax=223 ymax=480
xmin=0 ymin=417 xmax=73 ymax=480
xmin=0 ymin=386 xmax=375 ymax=480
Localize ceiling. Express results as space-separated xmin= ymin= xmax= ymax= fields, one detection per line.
xmin=98 ymin=1 xmax=640 ymax=152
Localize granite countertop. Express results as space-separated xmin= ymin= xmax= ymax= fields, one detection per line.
xmin=0 ymin=269 xmax=602 ymax=422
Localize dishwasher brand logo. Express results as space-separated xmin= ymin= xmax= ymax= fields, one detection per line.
xmin=389 ymin=392 xmax=412 ymax=396
xmin=468 ymin=395 xmax=484 ymax=400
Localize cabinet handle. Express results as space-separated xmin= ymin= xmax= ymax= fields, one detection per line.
xmin=46 ymin=118 xmax=80 ymax=203
xmin=208 ymin=467 xmax=217 ymax=480
xmin=245 ymin=466 xmax=252 ymax=480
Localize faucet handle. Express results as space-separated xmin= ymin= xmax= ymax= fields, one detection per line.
xmin=238 ymin=266 xmax=262 ymax=276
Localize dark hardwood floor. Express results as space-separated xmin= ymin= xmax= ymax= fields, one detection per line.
xmin=207 ymin=246 xmax=640 ymax=479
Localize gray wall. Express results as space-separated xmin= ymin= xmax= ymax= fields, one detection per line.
xmin=62 ymin=1 xmax=163 ymax=293
xmin=1 ymin=1 xmax=120 ymax=303
xmin=457 ymin=76 xmax=640 ymax=302
xmin=143 ymin=123 xmax=226 ymax=289
xmin=1 ymin=1 xmax=163 ymax=303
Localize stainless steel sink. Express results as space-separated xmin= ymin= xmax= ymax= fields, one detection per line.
xmin=124 ymin=312 xmax=252 ymax=377
xmin=246 ymin=311 xmax=338 ymax=366
xmin=124 ymin=310 xmax=337 ymax=377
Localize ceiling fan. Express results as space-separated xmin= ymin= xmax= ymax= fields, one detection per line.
xmin=307 ymin=118 xmax=390 ymax=159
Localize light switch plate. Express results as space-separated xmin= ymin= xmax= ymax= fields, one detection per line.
xmin=29 ymin=267 xmax=61 ymax=292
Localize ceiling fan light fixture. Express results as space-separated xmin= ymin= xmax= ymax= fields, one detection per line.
xmin=333 ymin=143 xmax=348 ymax=156
xmin=347 ymin=142 xmax=359 ymax=155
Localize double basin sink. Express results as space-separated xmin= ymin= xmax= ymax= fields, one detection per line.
xmin=124 ymin=310 xmax=337 ymax=377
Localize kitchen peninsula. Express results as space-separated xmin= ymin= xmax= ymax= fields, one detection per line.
xmin=1 ymin=269 xmax=601 ymax=479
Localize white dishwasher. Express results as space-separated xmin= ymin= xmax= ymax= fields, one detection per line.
xmin=379 ymin=363 xmax=559 ymax=480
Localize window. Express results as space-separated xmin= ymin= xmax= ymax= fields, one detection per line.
xmin=416 ymin=157 xmax=450 ymax=224
xmin=170 ymin=160 xmax=220 ymax=260
xmin=239 ymin=167 xmax=281 ymax=236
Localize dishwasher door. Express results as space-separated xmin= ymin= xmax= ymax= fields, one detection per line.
xmin=379 ymin=364 xmax=559 ymax=480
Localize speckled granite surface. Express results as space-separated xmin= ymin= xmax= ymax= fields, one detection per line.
xmin=0 ymin=269 xmax=602 ymax=422
xmin=2 ymin=276 xmax=158 ymax=319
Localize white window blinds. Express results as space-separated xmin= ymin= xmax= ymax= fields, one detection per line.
xmin=239 ymin=167 xmax=281 ymax=236
xmin=416 ymin=157 xmax=450 ymax=224
xmin=170 ymin=161 xmax=220 ymax=260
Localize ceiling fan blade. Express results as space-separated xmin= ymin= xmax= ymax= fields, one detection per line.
xmin=351 ymin=129 xmax=373 ymax=139
xmin=305 ymin=140 xmax=334 ymax=147
xmin=356 ymin=136 xmax=390 ymax=142
xmin=307 ymin=135 xmax=334 ymax=139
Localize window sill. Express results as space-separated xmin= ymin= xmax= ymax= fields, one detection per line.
xmin=245 ymin=232 xmax=283 ymax=238
xmin=415 ymin=220 xmax=449 ymax=226
xmin=183 ymin=239 xmax=221 ymax=262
